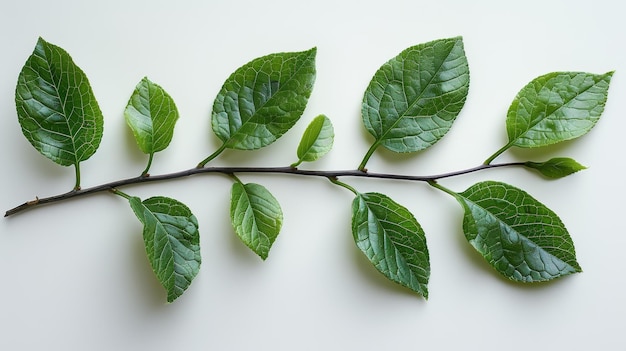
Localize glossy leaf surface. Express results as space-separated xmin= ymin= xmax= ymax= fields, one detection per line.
xmin=212 ymin=48 xmax=317 ymax=150
xmin=506 ymin=71 xmax=613 ymax=148
xmin=15 ymin=37 xmax=103 ymax=166
xmin=351 ymin=192 xmax=429 ymax=298
xmin=292 ymin=114 xmax=334 ymax=167
xmin=230 ymin=182 xmax=283 ymax=260
xmin=361 ymin=37 xmax=469 ymax=153
xmin=524 ymin=157 xmax=586 ymax=178
xmin=454 ymin=181 xmax=581 ymax=282
xmin=129 ymin=196 xmax=201 ymax=302
xmin=124 ymin=77 xmax=179 ymax=155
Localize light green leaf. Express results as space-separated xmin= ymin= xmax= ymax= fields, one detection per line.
xmin=351 ymin=192 xmax=430 ymax=298
xmin=129 ymin=196 xmax=201 ymax=303
xmin=124 ymin=77 xmax=179 ymax=155
xmin=212 ymin=48 xmax=317 ymax=150
xmin=230 ymin=182 xmax=283 ymax=260
xmin=453 ymin=181 xmax=581 ymax=282
xmin=506 ymin=71 xmax=613 ymax=148
xmin=524 ymin=157 xmax=586 ymax=178
xmin=15 ymin=37 xmax=104 ymax=169
xmin=292 ymin=114 xmax=334 ymax=167
xmin=361 ymin=37 xmax=469 ymax=154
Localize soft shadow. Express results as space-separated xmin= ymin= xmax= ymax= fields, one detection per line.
xmin=127 ymin=231 xmax=169 ymax=307
xmin=350 ymin=244 xmax=428 ymax=301
xmin=452 ymin=226 xmax=579 ymax=292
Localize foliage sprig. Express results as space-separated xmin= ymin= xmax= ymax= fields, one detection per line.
xmin=6 ymin=36 xmax=613 ymax=302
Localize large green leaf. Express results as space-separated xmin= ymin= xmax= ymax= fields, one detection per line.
xmin=15 ymin=37 xmax=103 ymax=168
xmin=124 ymin=77 xmax=179 ymax=155
xmin=230 ymin=182 xmax=283 ymax=260
xmin=506 ymin=71 xmax=613 ymax=148
xmin=453 ymin=181 xmax=581 ymax=282
xmin=291 ymin=114 xmax=334 ymax=167
xmin=129 ymin=196 xmax=201 ymax=302
xmin=361 ymin=37 xmax=469 ymax=154
xmin=212 ymin=48 xmax=317 ymax=150
xmin=351 ymin=192 xmax=429 ymax=298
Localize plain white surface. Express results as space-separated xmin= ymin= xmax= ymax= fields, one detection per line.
xmin=1 ymin=0 xmax=625 ymax=349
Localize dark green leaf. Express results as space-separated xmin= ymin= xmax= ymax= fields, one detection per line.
xmin=506 ymin=71 xmax=613 ymax=148
xmin=230 ymin=182 xmax=283 ymax=260
xmin=292 ymin=114 xmax=334 ymax=167
xmin=124 ymin=77 xmax=179 ymax=155
xmin=524 ymin=157 xmax=586 ymax=178
xmin=129 ymin=196 xmax=201 ymax=302
xmin=15 ymin=37 xmax=104 ymax=167
xmin=454 ymin=181 xmax=581 ymax=282
xmin=361 ymin=37 xmax=469 ymax=153
xmin=351 ymin=192 xmax=429 ymax=298
xmin=212 ymin=48 xmax=317 ymax=150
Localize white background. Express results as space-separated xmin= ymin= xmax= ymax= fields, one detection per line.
xmin=1 ymin=0 xmax=624 ymax=350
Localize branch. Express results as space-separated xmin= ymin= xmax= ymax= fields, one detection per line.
xmin=4 ymin=162 xmax=524 ymax=217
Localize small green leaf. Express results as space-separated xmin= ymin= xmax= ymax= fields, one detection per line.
xmin=351 ymin=192 xmax=430 ymax=298
xmin=124 ymin=77 xmax=179 ymax=155
xmin=524 ymin=157 xmax=587 ymax=178
xmin=506 ymin=71 xmax=613 ymax=148
xmin=361 ymin=37 xmax=469 ymax=154
xmin=15 ymin=37 xmax=104 ymax=167
xmin=212 ymin=48 xmax=317 ymax=150
xmin=129 ymin=196 xmax=201 ymax=303
xmin=453 ymin=181 xmax=581 ymax=282
xmin=292 ymin=114 xmax=334 ymax=167
xmin=230 ymin=182 xmax=283 ymax=260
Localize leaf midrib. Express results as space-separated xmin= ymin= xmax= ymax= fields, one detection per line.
xmin=373 ymin=39 xmax=462 ymax=146
xmin=37 ymin=43 xmax=80 ymax=165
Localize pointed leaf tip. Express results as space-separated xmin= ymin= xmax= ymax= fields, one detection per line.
xmin=524 ymin=157 xmax=587 ymax=178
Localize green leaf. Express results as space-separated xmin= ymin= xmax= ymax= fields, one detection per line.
xmin=129 ymin=196 xmax=201 ymax=302
xmin=361 ymin=37 xmax=469 ymax=154
xmin=524 ymin=157 xmax=587 ymax=178
xmin=506 ymin=71 xmax=613 ymax=148
xmin=351 ymin=192 xmax=430 ymax=298
xmin=292 ymin=114 xmax=334 ymax=167
xmin=453 ymin=181 xmax=581 ymax=282
xmin=230 ymin=182 xmax=283 ymax=260
xmin=15 ymin=37 xmax=104 ymax=168
xmin=212 ymin=48 xmax=317 ymax=150
xmin=124 ymin=77 xmax=179 ymax=155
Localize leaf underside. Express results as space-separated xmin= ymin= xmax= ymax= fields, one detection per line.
xmin=351 ymin=192 xmax=430 ymax=298
xmin=230 ymin=182 xmax=283 ymax=260
xmin=362 ymin=36 xmax=469 ymax=153
xmin=125 ymin=77 xmax=179 ymax=155
xmin=507 ymin=71 xmax=613 ymax=148
xmin=129 ymin=196 xmax=201 ymax=303
xmin=212 ymin=48 xmax=317 ymax=150
xmin=15 ymin=37 xmax=103 ymax=166
xmin=455 ymin=181 xmax=581 ymax=282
